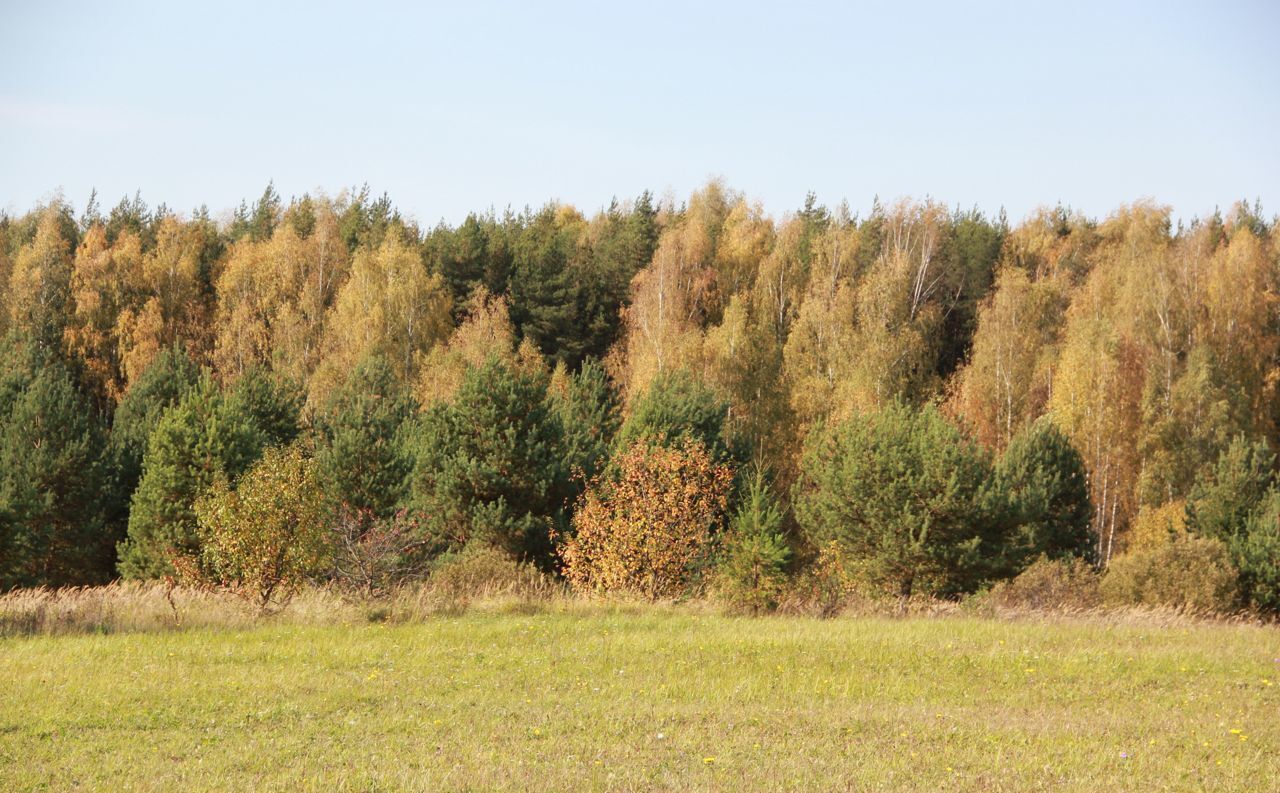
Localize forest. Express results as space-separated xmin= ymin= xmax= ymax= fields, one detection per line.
xmin=1 ymin=181 xmax=1277 ymax=616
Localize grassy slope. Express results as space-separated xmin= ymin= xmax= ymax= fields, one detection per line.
xmin=1 ymin=611 xmax=1277 ymax=792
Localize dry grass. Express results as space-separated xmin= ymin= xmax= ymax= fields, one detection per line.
xmin=0 ymin=576 xmax=1265 ymax=640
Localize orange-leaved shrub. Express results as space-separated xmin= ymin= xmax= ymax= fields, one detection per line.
xmin=561 ymin=437 xmax=733 ymax=599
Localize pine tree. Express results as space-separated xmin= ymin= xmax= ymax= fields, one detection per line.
xmin=793 ymin=402 xmax=998 ymax=598
xmin=408 ymin=357 xmax=569 ymax=565
xmin=994 ymin=420 xmax=1095 ymax=572
xmin=614 ymin=369 xmax=737 ymax=465
xmin=0 ymin=347 xmax=112 ymax=587
xmin=107 ymin=345 xmax=202 ymax=525
xmin=117 ymin=376 xmax=266 ymax=579
xmin=549 ymin=357 xmax=621 ymax=489
xmin=315 ymin=356 xmax=416 ymax=518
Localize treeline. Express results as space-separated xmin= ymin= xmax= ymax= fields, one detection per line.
xmin=0 ymin=182 xmax=1277 ymax=614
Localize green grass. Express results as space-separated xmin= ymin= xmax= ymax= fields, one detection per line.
xmin=2 ymin=610 xmax=1277 ymax=791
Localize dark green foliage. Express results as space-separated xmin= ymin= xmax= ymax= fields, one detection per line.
xmin=408 ymin=358 xmax=569 ymax=566
xmin=0 ymin=346 xmax=112 ymax=587
xmin=795 ymin=191 xmax=831 ymax=265
xmin=225 ymin=366 xmax=302 ymax=449
xmin=1186 ymin=436 xmax=1280 ymax=613
xmin=572 ymin=194 xmax=658 ymax=361
xmin=117 ymin=375 xmax=273 ymax=579
xmin=108 ymin=346 xmax=202 ymax=511
xmin=1138 ymin=346 xmax=1250 ymax=507
xmin=550 ymin=358 xmax=620 ymax=487
xmin=793 ymin=402 xmax=999 ymax=598
xmin=286 ymin=194 xmax=317 ymax=238
xmin=425 ymin=213 xmax=513 ymax=318
xmin=104 ymin=191 xmax=153 ymax=247
xmin=508 ymin=206 xmax=579 ymax=365
xmin=338 ymin=186 xmax=413 ymax=252
xmin=229 ymin=182 xmax=282 ymax=242
xmin=614 ymin=370 xmax=737 ymax=465
xmin=994 ymin=420 xmax=1095 ymax=571
xmin=936 ymin=209 xmax=1003 ymax=377
xmin=315 ymin=356 xmax=416 ymax=518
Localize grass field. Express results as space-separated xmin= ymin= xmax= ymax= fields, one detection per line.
xmin=2 ymin=609 xmax=1277 ymax=791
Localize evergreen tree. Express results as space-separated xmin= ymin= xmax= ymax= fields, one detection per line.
xmin=225 ymin=366 xmax=302 ymax=449
xmin=1186 ymin=436 xmax=1275 ymax=541
xmin=508 ymin=206 xmax=579 ymax=364
xmin=615 ymin=369 xmax=737 ymax=465
xmin=0 ymin=347 xmax=112 ymax=587
xmin=408 ymin=357 xmax=569 ymax=565
xmin=108 ymin=346 xmax=202 ymax=513
xmin=717 ymin=467 xmax=791 ymax=611
xmin=994 ymin=420 xmax=1095 ymax=572
xmin=1186 ymin=436 xmax=1280 ymax=612
xmin=549 ymin=358 xmax=620 ymax=488
xmin=315 ymin=356 xmax=416 ymax=518
xmin=793 ymin=402 xmax=999 ymax=598
xmin=1238 ymin=494 xmax=1280 ymax=614
xmin=117 ymin=375 xmax=266 ymax=579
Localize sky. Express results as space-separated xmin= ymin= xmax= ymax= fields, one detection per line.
xmin=1 ymin=0 xmax=1277 ymax=227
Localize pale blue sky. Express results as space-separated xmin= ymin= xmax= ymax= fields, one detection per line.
xmin=2 ymin=0 xmax=1277 ymax=226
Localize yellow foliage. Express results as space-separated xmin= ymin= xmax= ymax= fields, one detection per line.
xmin=1127 ymin=500 xmax=1188 ymax=552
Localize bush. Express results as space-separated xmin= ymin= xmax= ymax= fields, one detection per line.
xmin=1100 ymin=536 xmax=1240 ymax=614
xmin=562 ymin=437 xmax=734 ymax=600
xmin=985 ymin=556 xmax=1101 ymax=611
xmin=329 ymin=507 xmax=433 ymax=596
xmin=191 ymin=445 xmax=332 ymax=612
xmin=715 ymin=470 xmax=790 ymax=613
xmin=427 ymin=544 xmax=553 ymax=603
xmin=780 ymin=541 xmax=860 ymax=617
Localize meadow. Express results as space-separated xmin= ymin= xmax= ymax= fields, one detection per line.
xmin=2 ymin=601 xmax=1277 ymax=791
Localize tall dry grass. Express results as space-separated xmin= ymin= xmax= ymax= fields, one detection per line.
xmin=3 ymin=581 xmax=1263 ymax=639
xmin=0 ymin=548 xmax=570 ymax=637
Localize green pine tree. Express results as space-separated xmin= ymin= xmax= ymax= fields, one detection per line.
xmin=408 ymin=357 xmax=569 ymax=565
xmin=315 ymin=356 xmax=416 ymax=518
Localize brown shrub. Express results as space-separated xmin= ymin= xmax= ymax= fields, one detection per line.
xmin=561 ymin=437 xmax=734 ymax=600
xmin=986 ymin=556 xmax=1102 ymax=611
